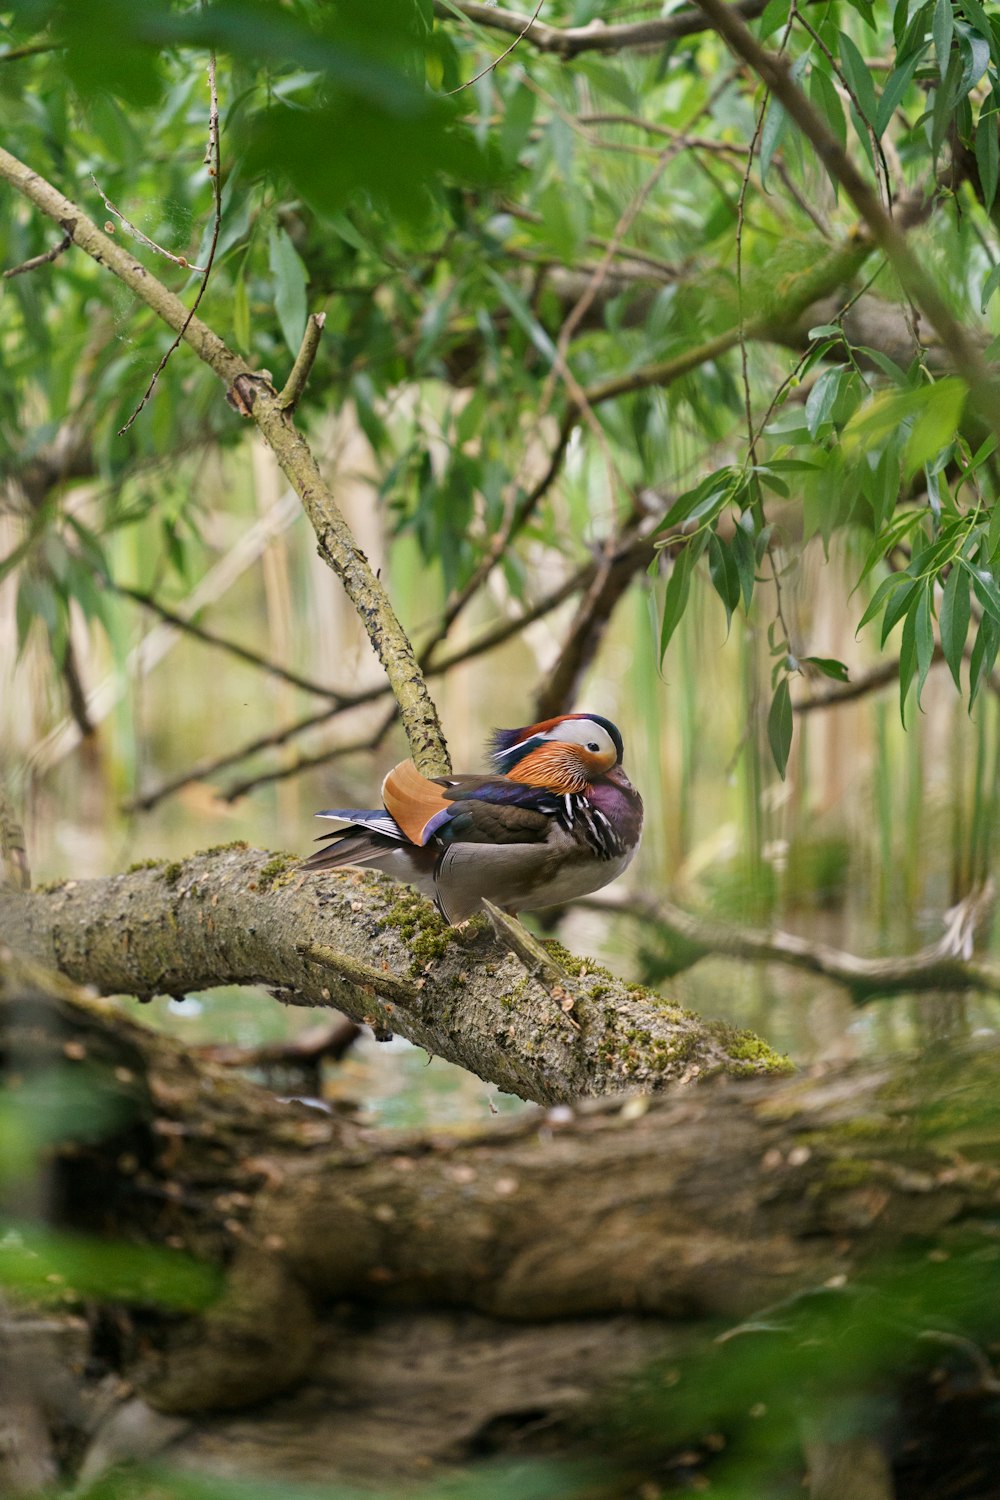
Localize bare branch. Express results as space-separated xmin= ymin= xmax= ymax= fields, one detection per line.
xmin=795 ymin=656 xmax=905 ymax=711
xmin=90 ymin=176 xmax=208 ymax=275
xmin=108 ymin=579 xmax=346 ymax=701
xmin=128 ymin=707 xmax=383 ymax=813
xmin=220 ymin=706 xmax=398 ymax=801
xmin=599 ymin=883 xmax=1000 ymax=1001
xmin=2 ymin=226 xmax=71 ymax=279
xmin=434 ymin=0 xmax=779 ymax=58
xmin=278 ymin=312 xmax=326 ymax=410
xmin=117 ymin=53 xmax=222 ymax=434
xmin=578 ymin=113 xmax=747 ymax=157
xmin=795 ymin=648 xmax=1000 ymax=712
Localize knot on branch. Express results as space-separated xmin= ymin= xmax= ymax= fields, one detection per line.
xmin=225 ymin=372 xmax=278 ymax=417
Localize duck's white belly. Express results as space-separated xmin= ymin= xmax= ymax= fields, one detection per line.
xmin=431 ymin=838 xmax=637 ymax=923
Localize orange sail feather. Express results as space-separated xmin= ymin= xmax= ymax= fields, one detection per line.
xmin=381 ymin=760 xmax=454 ymax=846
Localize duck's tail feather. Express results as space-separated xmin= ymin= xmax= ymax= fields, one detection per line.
xmin=300 ymin=809 xmax=409 ymax=874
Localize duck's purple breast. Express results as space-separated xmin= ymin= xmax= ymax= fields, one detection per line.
xmin=588 ymin=769 xmax=644 ymax=848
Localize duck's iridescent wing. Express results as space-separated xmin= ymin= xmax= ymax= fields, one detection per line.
xmin=382 ymin=762 xmax=555 ymax=847
xmin=300 ymin=763 xmax=557 ymax=876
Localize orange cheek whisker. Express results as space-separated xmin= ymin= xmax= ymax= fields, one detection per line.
xmin=508 ymin=745 xmax=591 ymax=791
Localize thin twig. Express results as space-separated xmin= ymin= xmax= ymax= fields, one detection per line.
xmin=795 ymin=646 xmax=1000 ymax=711
xmin=577 ymin=114 xmax=746 ymax=157
xmin=795 ymin=655 xmax=906 ymax=711
xmin=444 ymin=0 xmax=544 ymax=95
xmin=735 ymin=11 xmax=781 ymax=472
xmin=772 ymin=157 xmax=832 ymax=239
xmin=2 ymin=227 xmax=71 ymax=279
xmin=544 ymin=140 xmax=682 ymax=402
xmin=0 ymin=42 xmax=60 ymax=64
xmin=107 ymin=578 xmax=347 ymax=701
xmin=124 ymin=701 xmax=358 ymax=810
xmin=792 ymin=7 xmax=892 ymax=210
xmin=501 ymin=199 xmax=685 ymax=278
xmin=223 ymin=705 xmax=399 ymax=802
xmin=90 ymin=176 xmax=208 ymax=274
xmin=733 ymin=6 xmax=800 ymax=661
xmin=117 ymin=53 xmax=222 ymax=435
xmin=279 ymin=312 xmax=327 ymax=410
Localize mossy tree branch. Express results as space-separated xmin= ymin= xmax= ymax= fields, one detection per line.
xmin=0 ymin=147 xmax=449 ymax=777
xmin=0 ymin=847 xmax=791 ymax=1104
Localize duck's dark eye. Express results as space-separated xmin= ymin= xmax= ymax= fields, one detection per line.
xmin=587 ymin=742 xmax=600 ymax=752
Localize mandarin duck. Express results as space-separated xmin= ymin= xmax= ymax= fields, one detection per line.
xmin=301 ymin=713 xmax=643 ymax=924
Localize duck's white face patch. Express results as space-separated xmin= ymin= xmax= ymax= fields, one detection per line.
xmin=539 ymin=718 xmax=618 ymax=764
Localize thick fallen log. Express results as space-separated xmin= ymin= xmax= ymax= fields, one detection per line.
xmin=3 ymin=950 xmax=1000 ymax=1497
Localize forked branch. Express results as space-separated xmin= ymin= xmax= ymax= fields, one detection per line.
xmin=602 ymin=884 xmax=1000 ymax=1002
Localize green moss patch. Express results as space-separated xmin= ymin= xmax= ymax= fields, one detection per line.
xmin=257 ymin=853 xmax=299 ymax=890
